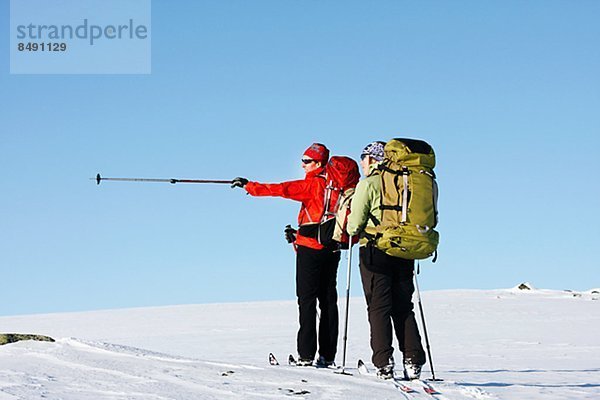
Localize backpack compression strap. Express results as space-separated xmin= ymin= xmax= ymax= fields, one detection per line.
xmin=401 ymin=166 xmax=409 ymax=224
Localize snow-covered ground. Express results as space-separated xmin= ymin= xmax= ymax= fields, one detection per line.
xmin=1 ymin=287 xmax=598 ymax=399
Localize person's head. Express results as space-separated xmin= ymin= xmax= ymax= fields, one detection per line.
xmin=301 ymin=143 xmax=329 ymax=173
xmin=360 ymin=141 xmax=386 ymax=175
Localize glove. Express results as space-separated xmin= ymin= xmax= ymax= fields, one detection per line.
xmin=284 ymin=225 xmax=297 ymax=243
xmin=231 ymin=177 xmax=248 ymax=188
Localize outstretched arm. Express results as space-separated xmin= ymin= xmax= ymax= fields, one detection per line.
xmin=245 ymin=179 xmax=313 ymax=203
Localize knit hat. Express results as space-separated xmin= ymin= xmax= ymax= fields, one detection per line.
xmin=303 ymin=143 xmax=330 ymax=162
xmin=361 ymin=141 xmax=386 ymax=162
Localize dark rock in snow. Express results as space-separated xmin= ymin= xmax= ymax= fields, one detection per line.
xmin=517 ymin=282 xmax=534 ymax=290
xmin=0 ymin=334 xmax=55 ymax=346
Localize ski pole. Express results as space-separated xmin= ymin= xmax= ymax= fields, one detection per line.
xmin=93 ymin=173 xmax=233 ymax=185
xmin=414 ymin=262 xmax=441 ymax=381
xmin=337 ymin=237 xmax=354 ymax=375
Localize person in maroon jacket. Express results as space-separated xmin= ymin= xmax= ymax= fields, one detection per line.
xmin=232 ymin=143 xmax=340 ymax=367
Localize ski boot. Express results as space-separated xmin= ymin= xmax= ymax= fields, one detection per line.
xmin=315 ymin=356 xmax=335 ymax=368
xmin=403 ymin=361 xmax=422 ymax=380
xmin=376 ymin=357 xmax=395 ymax=380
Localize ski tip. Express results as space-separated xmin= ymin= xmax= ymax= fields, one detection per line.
xmin=357 ymin=359 xmax=370 ymax=375
xmin=268 ymin=352 xmax=279 ymax=365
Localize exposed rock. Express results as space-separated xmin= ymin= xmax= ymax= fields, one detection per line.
xmin=0 ymin=334 xmax=55 ymax=346
xmin=517 ymin=282 xmax=535 ymax=290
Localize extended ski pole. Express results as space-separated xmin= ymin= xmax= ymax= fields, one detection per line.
xmin=414 ymin=262 xmax=441 ymax=381
xmin=93 ymin=173 xmax=233 ymax=185
xmin=337 ymin=237 xmax=354 ymax=376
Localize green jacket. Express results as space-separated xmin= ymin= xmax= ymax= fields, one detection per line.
xmin=346 ymin=163 xmax=381 ymax=246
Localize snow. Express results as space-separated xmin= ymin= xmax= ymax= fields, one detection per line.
xmin=0 ymin=288 xmax=598 ymax=399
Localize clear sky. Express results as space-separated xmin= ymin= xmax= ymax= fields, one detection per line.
xmin=1 ymin=0 xmax=599 ymax=316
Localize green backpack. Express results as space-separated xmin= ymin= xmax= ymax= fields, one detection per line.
xmin=366 ymin=138 xmax=439 ymax=260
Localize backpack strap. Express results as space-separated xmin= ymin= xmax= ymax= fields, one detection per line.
xmin=309 ymin=173 xmax=328 ymax=224
xmin=368 ymin=214 xmax=380 ymax=226
xmin=303 ymin=205 xmax=314 ymax=223
xmin=321 ymin=180 xmax=341 ymax=222
xmin=379 ymin=205 xmax=404 ymax=211
xmin=362 ymin=229 xmax=379 ymax=243
xmin=329 ymin=186 xmax=343 ymax=217
xmin=322 ymin=181 xmax=332 ymax=220
xmin=379 ymin=164 xmax=404 ymax=175
xmin=401 ymin=166 xmax=409 ymax=224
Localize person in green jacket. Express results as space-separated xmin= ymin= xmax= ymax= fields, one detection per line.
xmin=347 ymin=141 xmax=426 ymax=380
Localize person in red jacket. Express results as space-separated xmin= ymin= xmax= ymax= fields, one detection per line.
xmin=231 ymin=143 xmax=340 ymax=367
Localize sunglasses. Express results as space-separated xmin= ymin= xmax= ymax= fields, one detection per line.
xmin=301 ymin=159 xmax=317 ymax=164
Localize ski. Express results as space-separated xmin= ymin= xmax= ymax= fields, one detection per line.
xmin=357 ymin=360 xmax=417 ymax=397
xmin=269 ymin=353 xmax=306 ymax=367
xmin=288 ymin=354 xmax=339 ymax=369
xmin=356 ymin=359 xmax=447 ymax=398
xmin=271 ymin=356 xmax=446 ymax=399
xmin=423 ymin=385 xmax=438 ymax=396
xmin=414 ymin=380 xmax=442 ymax=397
xmin=394 ymin=381 xmax=418 ymax=394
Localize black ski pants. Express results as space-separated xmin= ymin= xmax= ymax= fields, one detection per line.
xmin=296 ymin=245 xmax=341 ymax=361
xmin=359 ymin=245 xmax=426 ymax=369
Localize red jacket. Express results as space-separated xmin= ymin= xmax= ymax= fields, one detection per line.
xmin=245 ymin=168 xmax=326 ymax=250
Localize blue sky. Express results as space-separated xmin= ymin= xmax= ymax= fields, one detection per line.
xmin=1 ymin=0 xmax=599 ymax=316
